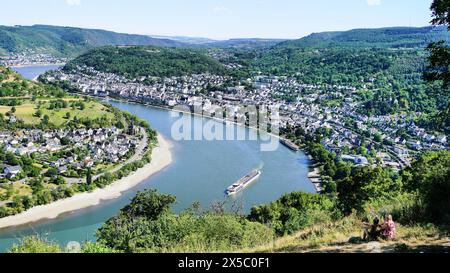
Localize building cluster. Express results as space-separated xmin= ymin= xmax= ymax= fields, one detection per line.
xmin=0 ymin=126 xmax=141 ymax=180
xmin=0 ymin=52 xmax=67 ymax=67
xmin=42 ymin=67 xmax=449 ymax=170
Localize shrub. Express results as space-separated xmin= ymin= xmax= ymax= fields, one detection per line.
xmin=402 ymin=151 xmax=450 ymax=224
xmin=96 ymin=189 xmax=274 ymax=253
xmin=9 ymin=236 xmax=62 ymax=253
xmin=248 ymin=192 xmax=340 ymax=236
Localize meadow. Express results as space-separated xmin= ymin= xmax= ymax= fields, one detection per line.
xmin=0 ymin=99 xmax=115 ymax=126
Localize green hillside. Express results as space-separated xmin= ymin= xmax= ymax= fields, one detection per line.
xmin=64 ymin=45 xmax=229 ymax=78
xmin=252 ymin=26 xmax=450 ymax=78
xmin=0 ymin=25 xmax=183 ymax=57
xmin=280 ymin=26 xmax=450 ymax=49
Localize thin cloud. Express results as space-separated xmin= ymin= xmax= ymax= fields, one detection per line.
xmin=66 ymin=0 xmax=81 ymax=6
xmin=213 ymin=6 xmax=229 ymax=13
xmin=367 ymin=0 xmax=381 ymax=6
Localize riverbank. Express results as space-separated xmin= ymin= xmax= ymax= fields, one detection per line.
xmin=10 ymin=63 xmax=66 ymax=68
xmin=308 ymin=167 xmax=323 ymax=192
xmin=0 ymin=134 xmax=173 ymax=230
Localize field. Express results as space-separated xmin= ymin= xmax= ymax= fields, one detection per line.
xmin=0 ymin=99 xmax=115 ymax=126
xmin=0 ymin=183 xmax=32 ymax=199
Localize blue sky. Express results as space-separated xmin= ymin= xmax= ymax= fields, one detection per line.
xmin=1 ymin=0 xmax=434 ymax=40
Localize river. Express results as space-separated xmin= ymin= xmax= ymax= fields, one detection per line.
xmin=0 ymin=65 xmax=314 ymax=252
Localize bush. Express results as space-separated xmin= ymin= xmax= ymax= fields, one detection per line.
xmin=336 ymin=166 xmax=403 ymax=214
xmin=248 ymin=192 xmax=340 ymax=236
xmin=402 ymin=151 xmax=450 ymax=224
xmin=96 ymin=189 xmax=274 ymax=253
xmin=81 ymin=242 xmax=119 ymax=253
xmin=8 ymin=236 xmax=62 ymax=253
xmin=362 ymin=193 xmax=426 ymax=225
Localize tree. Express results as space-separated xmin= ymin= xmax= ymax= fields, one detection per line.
xmin=402 ymin=151 xmax=450 ymax=224
xmin=374 ymin=133 xmax=383 ymax=143
xmin=20 ymin=195 xmax=34 ymax=210
xmin=121 ymin=189 xmax=176 ymax=220
xmin=248 ymin=192 xmax=338 ymax=235
xmin=336 ymin=167 xmax=402 ymax=214
xmin=86 ymin=168 xmax=92 ymax=185
xmin=11 ymin=106 xmax=16 ymax=114
xmin=65 ymin=112 xmax=71 ymax=120
xmin=424 ymin=0 xmax=450 ymax=130
xmin=60 ymin=137 xmax=70 ymax=146
xmin=430 ymin=0 xmax=450 ymax=27
xmin=45 ymin=168 xmax=59 ymax=177
xmin=42 ymin=115 xmax=50 ymax=125
xmin=35 ymin=109 xmax=43 ymax=118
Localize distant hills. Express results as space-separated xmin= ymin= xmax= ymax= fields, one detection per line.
xmin=0 ymin=25 xmax=184 ymax=57
xmin=149 ymin=35 xmax=288 ymax=47
xmin=148 ymin=35 xmax=217 ymax=45
xmin=2 ymin=24 xmax=446 ymax=59
xmin=277 ymin=26 xmax=450 ymax=49
xmin=0 ymin=24 xmax=289 ymax=57
xmin=205 ymin=38 xmax=288 ymax=49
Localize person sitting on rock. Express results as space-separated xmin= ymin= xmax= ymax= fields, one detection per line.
xmin=380 ymin=215 xmax=397 ymax=240
xmin=362 ymin=217 xmax=381 ymax=241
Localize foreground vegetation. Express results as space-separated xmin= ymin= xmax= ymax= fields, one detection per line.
xmin=244 ymin=215 xmax=449 ymax=253
xmin=8 ymin=148 xmax=449 ymax=253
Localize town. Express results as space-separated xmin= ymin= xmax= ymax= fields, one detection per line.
xmin=0 ymin=124 xmax=145 ymax=188
xmin=0 ymin=52 xmax=67 ymax=67
xmin=42 ymin=65 xmax=449 ymax=171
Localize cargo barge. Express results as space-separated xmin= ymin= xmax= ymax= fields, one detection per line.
xmin=280 ymin=138 xmax=300 ymax=152
xmin=226 ymin=170 xmax=262 ymax=195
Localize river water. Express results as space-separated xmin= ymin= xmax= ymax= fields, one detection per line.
xmin=0 ymin=65 xmax=314 ymax=252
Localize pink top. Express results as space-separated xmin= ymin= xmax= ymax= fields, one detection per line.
xmin=382 ymin=220 xmax=396 ymax=239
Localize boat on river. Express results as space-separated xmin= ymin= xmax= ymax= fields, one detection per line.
xmin=226 ymin=170 xmax=262 ymax=195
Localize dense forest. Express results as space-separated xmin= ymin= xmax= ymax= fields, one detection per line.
xmin=65 ymin=46 xmax=230 ymax=78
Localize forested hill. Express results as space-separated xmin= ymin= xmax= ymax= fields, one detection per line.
xmin=65 ymin=46 xmax=229 ymax=78
xmin=252 ymin=26 xmax=450 ymax=80
xmin=0 ymin=25 xmax=183 ymax=57
xmin=278 ymin=26 xmax=450 ymax=49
